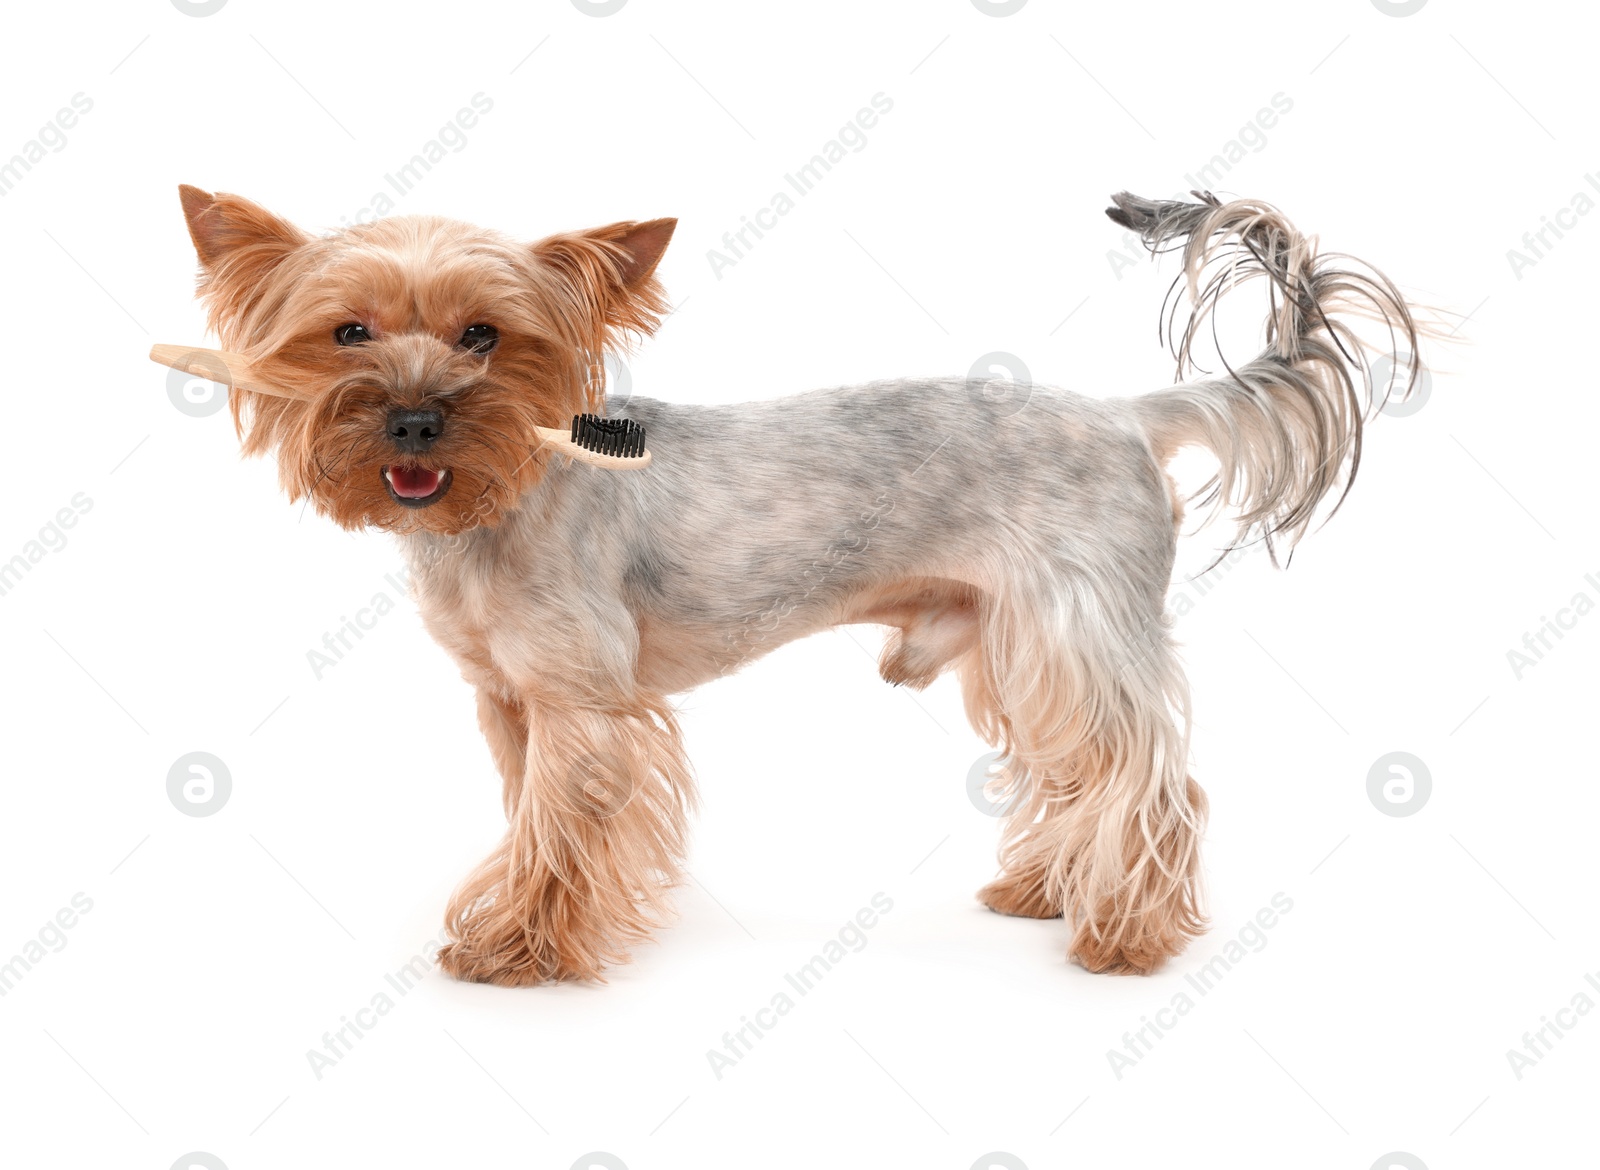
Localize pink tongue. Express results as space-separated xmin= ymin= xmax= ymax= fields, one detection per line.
xmin=389 ymin=467 xmax=441 ymax=498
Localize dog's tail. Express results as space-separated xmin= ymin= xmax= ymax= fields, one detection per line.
xmin=1113 ymin=191 xmax=1427 ymax=561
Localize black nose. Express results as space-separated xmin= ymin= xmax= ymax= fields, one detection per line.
xmin=386 ymin=408 xmax=444 ymax=454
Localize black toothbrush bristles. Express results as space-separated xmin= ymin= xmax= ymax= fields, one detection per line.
xmin=570 ymin=414 xmax=647 ymax=459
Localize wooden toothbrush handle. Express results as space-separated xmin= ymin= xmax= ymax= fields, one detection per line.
xmin=148 ymin=344 xmax=302 ymax=399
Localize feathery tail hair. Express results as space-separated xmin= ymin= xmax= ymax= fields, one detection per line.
xmin=1111 ymin=190 xmax=1424 ymax=563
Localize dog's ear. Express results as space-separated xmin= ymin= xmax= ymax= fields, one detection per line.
xmin=531 ymin=218 xmax=676 ymax=342
xmin=179 ymin=184 xmax=311 ymax=278
xmin=586 ymin=217 xmax=676 ymax=288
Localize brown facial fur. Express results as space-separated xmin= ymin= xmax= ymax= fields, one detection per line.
xmin=178 ymin=185 xmax=673 ymax=535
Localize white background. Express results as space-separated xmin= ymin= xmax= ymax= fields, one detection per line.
xmin=1 ymin=1 xmax=1595 ymax=1167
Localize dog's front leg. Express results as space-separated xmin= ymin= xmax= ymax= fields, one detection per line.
xmin=438 ymin=693 xmax=695 ymax=985
xmin=474 ymin=688 xmax=528 ymax=813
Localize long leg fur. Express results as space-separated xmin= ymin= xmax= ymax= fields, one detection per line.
xmin=971 ymin=572 xmax=1205 ymax=974
xmin=438 ymin=694 xmax=695 ymax=985
xmin=970 ymin=191 xmax=1431 ymax=972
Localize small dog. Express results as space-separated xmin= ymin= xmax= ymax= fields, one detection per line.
xmin=173 ymin=185 xmax=1420 ymax=983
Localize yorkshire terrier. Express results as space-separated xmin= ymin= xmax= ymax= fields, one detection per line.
xmin=171 ymin=185 xmax=1421 ymax=983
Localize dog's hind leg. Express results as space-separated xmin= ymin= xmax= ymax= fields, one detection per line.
xmin=968 ymin=575 xmax=1208 ymax=974
xmin=958 ymin=649 xmax=1059 ymax=920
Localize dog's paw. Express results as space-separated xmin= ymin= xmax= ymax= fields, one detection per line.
xmin=437 ymin=906 xmax=613 ymax=986
xmin=1067 ymin=916 xmax=1196 ymax=976
xmin=977 ymin=872 xmax=1061 ymax=920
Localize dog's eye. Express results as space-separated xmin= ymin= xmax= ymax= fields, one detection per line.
xmin=334 ymin=323 xmax=371 ymax=346
xmin=459 ymin=323 xmax=499 ymax=354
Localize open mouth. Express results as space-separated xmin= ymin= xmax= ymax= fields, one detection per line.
xmin=383 ymin=466 xmax=452 ymax=508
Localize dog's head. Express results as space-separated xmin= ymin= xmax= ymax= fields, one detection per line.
xmin=177 ymin=186 xmax=674 ymax=534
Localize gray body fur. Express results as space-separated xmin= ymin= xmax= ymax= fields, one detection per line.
xmin=404 ymin=378 xmax=1175 ymax=699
